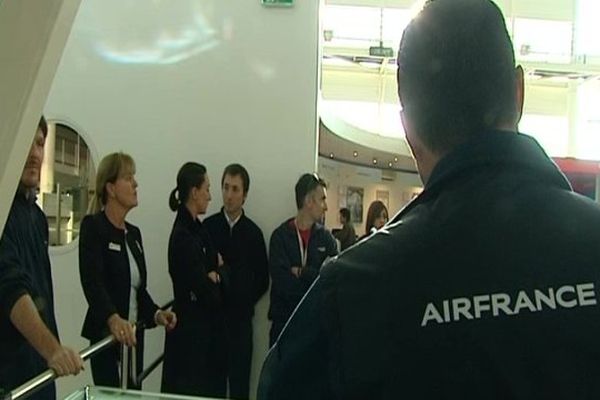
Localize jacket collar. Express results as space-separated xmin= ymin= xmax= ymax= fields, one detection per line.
xmin=283 ymin=217 xmax=323 ymax=235
xmin=176 ymin=205 xmax=202 ymax=230
xmin=425 ymin=130 xmax=570 ymax=194
xmin=220 ymin=207 xmax=246 ymax=224
xmin=14 ymin=183 xmax=38 ymax=206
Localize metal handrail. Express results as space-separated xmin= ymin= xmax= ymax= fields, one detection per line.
xmin=129 ymin=300 xmax=174 ymax=387
xmin=132 ymin=353 xmax=164 ymax=386
xmin=5 ymin=335 xmax=116 ymax=400
xmin=5 ymin=300 xmax=174 ymax=400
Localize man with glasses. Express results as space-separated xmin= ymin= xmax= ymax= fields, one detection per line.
xmin=0 ymin=117 xmax=83 ymax=399
xmin=267 ymin=173 xmax=337 ymax=347
xmin=258 ymin=1 xmax=600 ymax=399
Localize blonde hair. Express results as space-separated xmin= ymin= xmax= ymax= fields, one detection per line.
xmin=88 ymin=152 xmax=136 ymax=214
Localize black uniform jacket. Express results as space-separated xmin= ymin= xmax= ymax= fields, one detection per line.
xmin=0 ymin=191 xmax=58 ymax=399
xmin=79 ymin=211 xmax=158 ymax=341
xmin=258 ymin=130 xmax=600 ymax=400
xmin=161 ymin=207 xmax=226 ymax=395
xmin=204 ymin=209 xmax=269 ymax=317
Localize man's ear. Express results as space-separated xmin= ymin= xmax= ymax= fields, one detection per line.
xmin=304 ymin=193 xmax=313 ymax=209
xmin=515 ymin=65 xmax=525 ymax=124
xmin=401 ymin=110 xmax=419 ymax=161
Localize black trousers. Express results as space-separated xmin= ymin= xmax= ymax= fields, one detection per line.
xmin=161 ymin=314 xmax=227 ymax=398
xmin=89 ymin=334 xmax=144 ymax=389
xmin=226 ymin=315 xmax=253 ymax=400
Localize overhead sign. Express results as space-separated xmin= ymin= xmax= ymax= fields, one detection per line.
xmin=262 ymin=0 xmax=293 ymax=7
xmin=369 ymin=46 xmax=394 ymax=58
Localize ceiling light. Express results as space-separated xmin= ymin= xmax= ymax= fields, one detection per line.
xmin=372 ymin=158 xmax=378 ymax=165
xmin=329 ymin=152 xmax=334 ymax=159
xmin=388 ymin=162 xmax=393 ymax=168
xmin=353 ymin=151 xmax=358 ymax=157
xmin=394 ymin=156 xmax=398 ymax=162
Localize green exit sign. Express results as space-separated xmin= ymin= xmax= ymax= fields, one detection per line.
xmin=262 ymin=0 xmax=293 ymax=7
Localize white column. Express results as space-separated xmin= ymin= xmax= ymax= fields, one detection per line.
xmin=40 ymin=122 xmax=56 ymax=195
xmin=566 ymin=81 xmax=579 ymax=157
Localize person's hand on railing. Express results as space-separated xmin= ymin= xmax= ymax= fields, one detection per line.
xmin=107 ymin=314 xmax=136 ymax=346
xmin=154 ymin=310 xmax=177 ymax=331
xmin=46 ymin=345 xmax=84 ymax=377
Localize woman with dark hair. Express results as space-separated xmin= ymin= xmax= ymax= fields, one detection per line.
xmin=79 ymin=152 xmax=176 ymax=388
xmin=364 ymin=200 xmax=389 ymax=237
xmin=161 ymin=162 xmax=227 ymax=397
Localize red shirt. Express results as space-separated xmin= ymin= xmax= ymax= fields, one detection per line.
xmin=290 ymin=219 xmax=311 ymax=248
xmin=298 ymin=228 xmax=311 ymax=249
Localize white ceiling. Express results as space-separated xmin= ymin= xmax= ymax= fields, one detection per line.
xmin=319 ymin=0 xmax=600 ymax=165
xmin=324 ymin=0 xmax=576 ymax=20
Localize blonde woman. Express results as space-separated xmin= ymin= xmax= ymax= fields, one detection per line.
xmin=79 ymin=152 xmax=176 ymax=387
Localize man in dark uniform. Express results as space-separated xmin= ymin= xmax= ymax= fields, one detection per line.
xmin=266 ymin=173 xmax=337 ymax=347
xmin=258 ymin=1 xmax=600 ymax=399
xmin=204 ymin=164 xmax=269 ymax=399
xmin=0 ymin=117 xmax=83 ymax=399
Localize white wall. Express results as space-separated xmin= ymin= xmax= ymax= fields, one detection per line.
xmin=318 ymin=157 xmax=422 ymax=236
xmin=44 ymin=1 xmax=320 ymax=398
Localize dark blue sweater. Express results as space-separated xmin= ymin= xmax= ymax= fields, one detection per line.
xmin=267 ymin=218 xmax=337 ymax=323
xmin=0 ymin=191 xmax=57 ymax=400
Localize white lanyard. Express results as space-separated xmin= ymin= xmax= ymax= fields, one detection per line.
xmin=295 ymin=224 xmax=308 ymax=268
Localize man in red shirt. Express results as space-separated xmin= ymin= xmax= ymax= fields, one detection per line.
xmin=266 ymin=173 xmax=338 ymax=346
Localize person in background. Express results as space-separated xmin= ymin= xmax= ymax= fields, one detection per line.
xmin=161 ymin=162 xmax=227 ymax=398
xmin=332 ymin=207 xmax=356 ymax=251
xmin=79 ymin=152 xmax=176 ymax=388
xmin=204 ymin=163 xmax=269 ymax=400
xmin=364 ymin=200 xmax=388 ymax=237
xmin=267 ymin=173 xmax=338 ymax=347
xmin=0 ymin=117 xmax=83 ymax=400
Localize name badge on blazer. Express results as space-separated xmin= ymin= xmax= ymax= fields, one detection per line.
xmin=318 ymin=246 xmax=326 ymax=252
xmin=108 ymin=242 xmax=121 ymax=252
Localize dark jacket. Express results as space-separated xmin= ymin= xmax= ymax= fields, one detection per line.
xmin=79 ymin=211 xmax=158 ymax=341
xmin=333 ymin=223 xmax=356 ymax=251
xmin=258 ymin=131 xmax=600 ymax=400
xmin=161 ymin=207 xmax=226 ymax=397
xmin=0 ymin=191 xmax=57 ymax=400
xmin=204 ymin=209 xmax=269 ymax=317
xmin=268 ymin=218 xmax=337 ymax=323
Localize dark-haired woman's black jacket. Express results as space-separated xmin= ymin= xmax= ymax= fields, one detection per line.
xmin=161 ymin=207 xmax=227 ymax=398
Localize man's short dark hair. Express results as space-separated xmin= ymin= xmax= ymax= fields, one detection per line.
xmin=222 ymin=163 xmax=250 ymax=194
xmin=339 ymin=207 xmax=351 ymax=222
xmin=39 ymin=116 xmax=48 ymax=138
xmin=397 ymin=0 xmax=517 ymax=154
xmin=295 ymin=173 xmax=326 ymax=210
